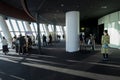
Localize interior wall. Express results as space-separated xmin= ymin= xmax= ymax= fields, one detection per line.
xmin=98 ymin=11 xmax=120 ymax=49
xmin=80 ymin=19 xmax=98 ymax=42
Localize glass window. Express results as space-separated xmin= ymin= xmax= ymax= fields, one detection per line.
xmin=15 ymin=32 xmax=21 ymax=37
xmin=0 ymin=25 xmax=2 ymax=31
xmin=56 ymin=25 xmax=61 ymax=31
xmin=59 ymin=26 xmax=63 ymax=32
xmin=17 ymin=20 xmax=25 ymax=31
xmin=40 ymin=24 xmax=44 ymax=31
xmin=23 ymin=21 xmax=28 ymax=31
xmin=43 ymin=24 xmax=47 ymax=35
xmin=30 ymin=23 xmax=35 ymax=32
xmin=1 ymin=32 xmax=5 ymax=37
xmin=21 ymin=32 xmax=25 ymax=36
xmin=5 ymin=19 xmax=13 ymax=31
xmin=33 ymin=23 xmax=37 ymax=32
xmin=64 ymin=26 xmax=66 ymax=32
xmin=48 ymin=24 xmax=53 ymax=32
xmin=33 ymin=33 xmax=36 ymax=37
xmin=10 ymin=19 xmax=19 ymax=31
xmin=10 ymin=32 xmax=14 ymax=37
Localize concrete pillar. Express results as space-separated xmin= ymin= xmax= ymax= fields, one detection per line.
xmin=0 ymin=16 xmax=12 ymax=45
xmin=66 ymin=11 xmax=80 ymax=52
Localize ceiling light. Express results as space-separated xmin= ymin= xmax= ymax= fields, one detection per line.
xmin=61 ymin=4 xmax=64 ymax=7
xmin=101 ymin=6 xmax=107 ymax=9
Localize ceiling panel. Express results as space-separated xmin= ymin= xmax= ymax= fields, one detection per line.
xmin=1 ymin=0 xmax=120 ymax=25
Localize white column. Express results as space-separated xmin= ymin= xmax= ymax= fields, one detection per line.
xmin=66 ymin=11 xmax=80 ymax=52
xmin=0 ymin=16 xmax=12 ymax=45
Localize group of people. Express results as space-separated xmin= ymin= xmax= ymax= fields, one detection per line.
xmin=79 ymin=30 xmax=110 ymax=61
xmin=42 ymin=34 xmax=52 ymax=46
xmin=1 ymin=30 xmax=110 ymax=61
xmin=12 ymin=34 xmax=32 ymax=55
xmin=80 ymin=33 xmax=95 ymax=50
xmin=1 ymin=34 xmax=33 ymax=55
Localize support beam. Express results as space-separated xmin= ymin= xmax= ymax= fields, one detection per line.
xmin=66 ymin=11 xmax=80 ymax=52
xmin=36 ymin=12 xmax=41 ymax=54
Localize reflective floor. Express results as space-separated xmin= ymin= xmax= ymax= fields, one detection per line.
xmin=0 ymin=42 xmax=120 ymax=80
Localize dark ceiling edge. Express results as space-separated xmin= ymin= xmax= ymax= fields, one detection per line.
xmin=0 ymin=1 xmax=34 ymax=21
xmin=21 ymin=0 xmax=36 ymax=21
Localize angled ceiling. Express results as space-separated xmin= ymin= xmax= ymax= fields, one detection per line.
xmin=1 ymin=0 xmax=120 ymax=25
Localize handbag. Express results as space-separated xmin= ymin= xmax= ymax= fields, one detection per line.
xmin=103 ymin=44 xmax=108 ymax=48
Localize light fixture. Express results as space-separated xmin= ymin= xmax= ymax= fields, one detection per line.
xmin=61 ymin=4 xmax=64 ymax=7
xmin=101 ymin=6 xmax=107 ymax=9
xmin=81 ymin=27 xmax=85 ymax=31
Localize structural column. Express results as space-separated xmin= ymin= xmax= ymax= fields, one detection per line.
xmin=66 ymin=11 xmax=80 ymax=52
xmin=0 ymin=16 xmax=12 ymax=45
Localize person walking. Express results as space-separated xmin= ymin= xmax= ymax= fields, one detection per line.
xmin=101 ymin=30 xmax=110 ymax=61
xmin=1 ymin=37 xmax=9 ymax=55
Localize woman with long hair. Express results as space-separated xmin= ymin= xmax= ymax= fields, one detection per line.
xmin=101 ymin=30 xmax=110 ymax=61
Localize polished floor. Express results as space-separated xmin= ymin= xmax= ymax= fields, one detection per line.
xmin=0 ymin=41 xmax=120 ymax=80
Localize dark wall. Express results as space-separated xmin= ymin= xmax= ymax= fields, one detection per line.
xmin=80 ymin=18 xmax=100 ymax=43
xmin=80 ymin=18 xmax=98 ymax=35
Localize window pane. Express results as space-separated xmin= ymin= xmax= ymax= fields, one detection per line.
xmin=0 ymin=25 xmax=2 ymax=31
xmin=5 ymin=19 xmax=13 ymax=31
xmin=59 ymin=26 xmax=63 ymax=32
xmin=43 ymin=24 xmax=47 ymax=35
xmin=21 ymin=32 xmax=25 ymax=36
xmin=15 ymin=32 xmax=20 ymax=37
xmin=10 ymin=32 xmax=14 ymax=37
xmin=30 ymin=23 xmax=35 ymax=32
xmin=1 ymin=32 xmax=5 ymax=37
xmin=56 ymin=26 xmax=61 ymax=31
xmin=48 ymin=24 xmax=53 ymax=32
xmin=10 ymin=19 xmax=19 ymax=31
xmin=23 ymin=21 xmax=28 ymax=31
xmin=64 ymin=26 xmax=66 ymax=33
xmin=17 ymin=20 xmax=25 ymax=31
xmin=33 ymin=23 xmax=37 ymax=32
xmin=40 ymin=24 xmax=44 ymax=31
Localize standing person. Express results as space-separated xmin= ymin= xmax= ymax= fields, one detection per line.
xmin=18 ymin=34 xmax=26 ymax=55
xmin=89 ymin=34 xmax=95 ymax=50
xmin=101 ymin=30 xmax=110 ymax=61
xmin=1 ymin=37 xmax=9 ymax=55
xmin=48 ymin=34 xmax=52 ymax=45
xmin=42 ymin=34 xmax=47 ymax=46
xmin=12 ymin=35 xmax=16 ymax=49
